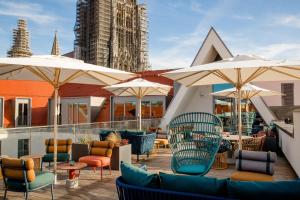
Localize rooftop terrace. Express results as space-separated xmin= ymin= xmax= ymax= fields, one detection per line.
xmin=0 ymin=148 xmax=296 ymax=200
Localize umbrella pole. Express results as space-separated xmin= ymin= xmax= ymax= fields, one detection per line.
xmin=138 ymin=97 xmax=142 ymax=131
xmin=53 ymin=87 xmax=58 ymax=183
xmin=237 ymin=87 xmax=242 ymax=150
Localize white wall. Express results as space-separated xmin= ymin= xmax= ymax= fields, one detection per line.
xmin=181 ymin=86 xmax=213 ymax=114
xmin=0 ymin=130 xmax=99 ymax=158
xmin=277 ymin=111 xmax=300 ymax=177
xmin=255 ymin=81 xmax=300 ymax=106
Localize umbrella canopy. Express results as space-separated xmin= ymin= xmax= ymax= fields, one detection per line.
xmin=0 ymin=55 xmax=136 ymax=178
xmin=0 ymin=55 xmax=135 ymax=85
xmin=162 ymin=54 xmax=300 ymax=149
xmin=211 ymin=83 xmax=283 ymax=99
xmin=104 ymin=78 xmax=172 ymax=130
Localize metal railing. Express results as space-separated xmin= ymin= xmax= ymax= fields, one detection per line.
xmin=0 ymin=118 xmax=161 ymax=158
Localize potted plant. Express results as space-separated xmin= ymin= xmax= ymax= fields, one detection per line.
xmin=72 ymin=135 xmax=92 ymax=162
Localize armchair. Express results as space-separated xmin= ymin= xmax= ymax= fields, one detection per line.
xmin=1 ymin=157 xmax=54 ymax=200
xmin=41 ymin=138 xmax=72 ymax=170
xmin=79 ymin=141 xmax=114 ymax=180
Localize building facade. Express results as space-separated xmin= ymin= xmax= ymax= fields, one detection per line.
xmin=74 ymin=0 xmax=149 ymax=72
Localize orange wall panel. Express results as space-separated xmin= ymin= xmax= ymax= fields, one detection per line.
xmin=0 ymin=80 xmax=53 ymax=128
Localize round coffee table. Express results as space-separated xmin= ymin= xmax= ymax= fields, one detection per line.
xmin=57 ymin=162 xmax=87 ymax=180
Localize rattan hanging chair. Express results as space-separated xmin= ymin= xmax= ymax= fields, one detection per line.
xmin=168 ymin=112 xmax=223 ymax=175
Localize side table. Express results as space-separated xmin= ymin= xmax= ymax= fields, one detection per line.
xmin=111 ymin=144 xmax=131 ymax=170
xmin=57 ymin=162 xmax=87 ymax=188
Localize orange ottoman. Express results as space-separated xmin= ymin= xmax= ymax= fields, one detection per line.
xmin=231 ymin=171 xmax=273 ymax=182
xmin=79 ymin=156 xmax=111 ymax=167
xmin=155 ymin=139 xmax=169 ymax=148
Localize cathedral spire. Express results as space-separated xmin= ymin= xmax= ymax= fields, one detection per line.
xmin=51 ymin=31 xmax=60 ymax=56
xmin=7 ymin=19 xmax=32 ymax=57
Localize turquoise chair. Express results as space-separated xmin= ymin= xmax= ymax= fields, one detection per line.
xmin=1 ymin=157 xmax=54 ymax=200
xmin=168 ymin=112 xmax=223 ymax=175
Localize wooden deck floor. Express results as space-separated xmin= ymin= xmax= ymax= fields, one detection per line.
xmin=0 ymin=149 xmax=297 ymax=200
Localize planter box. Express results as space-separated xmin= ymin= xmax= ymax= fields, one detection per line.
xmin=111 ymin=144 xmax=132 ymax=170
xmin=72 ymin=143 xmax=89 ymax=162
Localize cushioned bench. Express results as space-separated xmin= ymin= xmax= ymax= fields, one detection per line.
xmin=117 ymin=162 xmax=300 ymax=200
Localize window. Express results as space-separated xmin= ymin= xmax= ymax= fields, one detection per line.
xmin=18 ymin=139 xmax=29 ymax=158
xmin=125 ymin=102 xmax=136 ymax=120
xmin=142 ymin=101 xmax=151 ymax=119
xmin=151 ymin=101 xmax=163 ymax=118
xmin=78 ymin=104 xmax=88 ymax=124
xmin=281 ymin=83 xmax=294 ymax=106
xmin=68 ymin=103 xmax=88 ymax=124
xmin=0 ymin=98 xmax=3 ymax=127
xmin=114 ymin=103 xmax=124 ymax=121
xmin=15 ymin=98 xmax=31 ymax=127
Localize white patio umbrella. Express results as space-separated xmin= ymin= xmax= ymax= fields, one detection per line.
xmin=162 ymin=54 xmax=300 ymax=149
xmin=104 ymin=78 xmax=172 ymax=130
xmin=211 ymin=83 xmax=283 ymax=100
xmin=212 ymin=83 xmax=283 ymax=112
xmin=0 ymin=55 xmax=136 ymax=177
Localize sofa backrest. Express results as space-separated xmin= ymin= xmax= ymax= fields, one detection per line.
xmin=1 ymin=157 xmax=36 ymax=182
xmin=45 ymin=138 xmax=72 ymax=154
xmin=90 ymin=141 xmax=114 ymax=157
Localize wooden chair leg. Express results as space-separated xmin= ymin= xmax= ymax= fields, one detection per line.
xmin=25 ymin=192 xmax=28 ymax=200
xmin=93 ymin=167 xmax=96 ymax=173
xmin=100 ymin=166 xmax=103 ymax=181
xmin=4 ymin=189 xmax=7 ymax=200
xmin=51 ymin=184 xmax=54 ymax=200
xmin=109 ymin=164 xmax=111 ymax=175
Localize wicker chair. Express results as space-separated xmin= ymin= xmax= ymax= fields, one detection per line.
xmin=168 ymin=112 xmax=223 ymax=175
xmin=242 ymin=136 xmax=265 ymax=151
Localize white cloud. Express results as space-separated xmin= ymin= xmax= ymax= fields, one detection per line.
xmin=190 ymin=1 xmax=205 ymax=14
xmin=150 ymin=0 xmax=237 ymax=69
xmin=0 ymin=1 xmax=59 ymax=24
xmin=272 ymin=14 xmax=300 ymax=28
xmin=255 ymin=43 xmax=300 ymax=59
xmin=231 ymin=15 xmax=254 ymax=21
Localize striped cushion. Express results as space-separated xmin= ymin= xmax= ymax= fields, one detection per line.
xmin=2 ymin=158 xmax=36 ymax=182
xmin=45 ymin=139 xmax=72 ymax=153
xmin=90 ymin=141 xmax=114 ymax=157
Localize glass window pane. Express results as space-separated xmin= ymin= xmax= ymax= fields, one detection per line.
xmin=73 ymin=104 xmax=78 ymax=124
xmin=142 ymin=101 xmax=151 ymax=119
xmin=114 ymin=103 xmax=124 ymax=121
xmin=125 ymin=101 xmax=136 ymax=120
xmin=78 ymin=104 xmax=88 ymax=124
xmin=18 ymin=139 xmax=29 ymax=158
xmin=151 ymin=101 xmax=163 ymax=118
xmin=68 ymin=104 xmax=73 ymax=124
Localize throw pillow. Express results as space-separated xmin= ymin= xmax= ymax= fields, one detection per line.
xmin=121 ymin=162 xmax=159 ymax=188
xmin=105 ymin=132 xmax=121 ymax=145
xmin=159 ymin=172 xmax=228 ymax=196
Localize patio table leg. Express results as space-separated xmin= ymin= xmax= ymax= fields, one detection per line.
xmin=69 ymin=169 xmax=76 ymax=179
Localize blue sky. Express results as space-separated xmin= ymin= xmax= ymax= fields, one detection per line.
xmin=1 ymin=0 xmax=300 ymax=69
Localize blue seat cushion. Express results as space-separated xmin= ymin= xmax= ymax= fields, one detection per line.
xmin=6 ymin=171 xmax=54 ymax=191
xmin=126 ymin=130 xmax=145 ymax=136
xmin=228 ymin=180 xmax=300 ymax=200
xmin=121 ymin=162 xmax=159 ymax=188
xmin=159 ymin=172 xmax=228 ymax=196
xmin=42 ymin=153 xmax=70 ymax=162
xmin=29 ymin=171 xmax=54 ymax=190
xmin=176 ymin=164 xmax=206 ymax=175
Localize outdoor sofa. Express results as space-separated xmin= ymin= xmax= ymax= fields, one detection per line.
xmin=99 ymin=129 xmax=156 ymax=161
xmin=116 ymin=162 xmax=300 ymax=200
